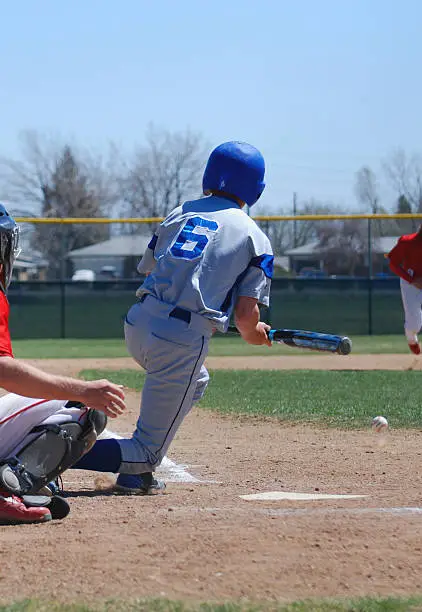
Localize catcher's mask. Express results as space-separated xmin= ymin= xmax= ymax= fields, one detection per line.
xmin=0 ymin=203 xmax=20 ymax=293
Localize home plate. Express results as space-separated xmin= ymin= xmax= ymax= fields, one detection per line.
xmin=240 ymin=491 xmax=368 ymax=501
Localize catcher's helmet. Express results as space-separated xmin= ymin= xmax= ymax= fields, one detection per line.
xmin=202 ymin=141 xmax=265 ymax=207
xmin=0 ymin=203 xmax=20 ymax=291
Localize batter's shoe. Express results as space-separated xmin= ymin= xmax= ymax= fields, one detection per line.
xmin=114 ymin=473 xmax=166 ymax=495
xmin=408 ymin=342 xmax=421 ymax=355
xmin=0 ymin=490 xmax=52 ymax=525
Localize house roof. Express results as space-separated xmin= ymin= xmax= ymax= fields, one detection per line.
xmin=14 ymin=260 xmax=40 ymax=269
xmin=285 ymin=236 xmax=400 ymax=257
xmin=67 ymin=234 xmax=151 ymax=258
xmin=284 ymin=241 xmax=321 ymax=257
xmin=273 ymin=256 xmax=290 ymax=270
xmin=377 ymin=236 xmax=399 ymax=253
xmin=14 ymin=251 xmax=48 ymax=269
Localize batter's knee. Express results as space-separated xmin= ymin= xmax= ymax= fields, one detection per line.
xmin=192 ymin=366 xmax=209 ymax=403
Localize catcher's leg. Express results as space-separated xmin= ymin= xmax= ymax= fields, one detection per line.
xmin=0 ymin=403 xmax=107 ymax=497
xmin=0 ymin=395 xmax=81 ymax=459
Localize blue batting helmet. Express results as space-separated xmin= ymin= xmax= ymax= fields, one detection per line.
xmin=0 ymin=203 xmax=20 ymax=291
xmin=202 ymin=141 xmax=265 ymax=207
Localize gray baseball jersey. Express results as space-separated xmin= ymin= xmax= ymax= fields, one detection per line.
xmin=137 ymin=195 xmax=273 ymax=332
xmin=117 ymin=196 xmax=273 ymax=476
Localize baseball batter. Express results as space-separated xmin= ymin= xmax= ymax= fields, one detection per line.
xmin=74 ymin=141 xmax=274 ymax=494
xmin=0 ymin=204 xmax=126 ymax=523
xmin=388 ymin=227 xmax=422 ymax=354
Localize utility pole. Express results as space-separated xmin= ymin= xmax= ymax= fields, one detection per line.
xmin=293 ymin=192 xmax=298 ymax=248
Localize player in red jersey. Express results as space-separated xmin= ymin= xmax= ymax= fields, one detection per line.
xmin=387 ymin=227 xmax=422 ymax=354
xmin=0 ymin=204 xmax=126 ymax=524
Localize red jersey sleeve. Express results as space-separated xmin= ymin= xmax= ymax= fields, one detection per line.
xmin=0 ymin=292 xmax=13 ymax=357
xmin=388 ymin=239 xmax=413 ymax=283
xmin=387 ymin=239 xmax=404 ymax=263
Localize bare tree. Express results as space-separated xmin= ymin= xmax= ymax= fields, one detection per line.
xmin=383 ymin=149 xmax=422 ymax=211
xmin=0 ymin=131 xmax=119 ymax=212
xmin=355 ymin=166 xmax=379 ymax=212
xmin=382 ymin=149 xmax=422 ymax=233
xmin=317 ymin=219 xmax=368 ymax=276
xmin=119 ymin=125 xmax=208 ymax=233
xmin=353 ymin=165 xmax=395 ymax=240
xmin=0 ymin=131 xmax=118 ymax=278
xmin=389 ymin=193 xmax=419 ymax=235
xmin=257 ymin=200 xmax=346 ymax=255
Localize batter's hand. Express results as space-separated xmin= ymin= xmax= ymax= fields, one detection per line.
xmin=242 ymin=322 xmax=272 ymax=346
xmin=80 ymin=380 xmax=126 ymax=418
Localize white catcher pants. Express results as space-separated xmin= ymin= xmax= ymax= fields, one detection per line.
xmin=400 ymin=278 xmax=422 ymax=340
xmin=0 ymin=393 xmax=89 ymax=460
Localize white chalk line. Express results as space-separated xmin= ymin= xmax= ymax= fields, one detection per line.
xmin=92 ymin=428 xmax=205 ymax=484
xmin=156 ymin=456 xmax=200 ymax=483
xmin=240 ymin=491 xmax=368 ymax=501
xmin=257 ymin=506 xmax=422 ymax=517
xmin=152 ymin=505 xmax=422 ymax=518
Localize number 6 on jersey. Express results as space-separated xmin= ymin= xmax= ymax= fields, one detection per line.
xmin=171 ymin=216 xmax=219 ymax=260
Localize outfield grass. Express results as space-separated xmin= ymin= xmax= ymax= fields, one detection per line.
xmin=12 ymin=334 xmax=411 ymax=359
xmin=13 ymin=338 xmax=130 ymax=359
xmin=3 ymin=597 xmax=422 ymax=611
xmin=80 ymin=369 xmax=422 ymax=429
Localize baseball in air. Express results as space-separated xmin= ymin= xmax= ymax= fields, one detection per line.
xmin=371 ymin=416 xmax=389 ymax=433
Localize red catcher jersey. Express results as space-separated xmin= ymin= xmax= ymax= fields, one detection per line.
xmin=388 ymin=233 xmax=422 ymax=283
xmin=0 ymin=291 xmax=13 ymax=357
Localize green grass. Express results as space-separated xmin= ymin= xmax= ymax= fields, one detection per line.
xmin=81 ymin=368 xmax=145 ymax=384
xmin=80 ymin=369 xmax=422 ymax=429
xmin=13 ymin=338 xmax=129 ymax=359
xmin=2 ymin=597 xmax=422 ymax=611
xmin=12 ymin=334 xmax=411 ymax=359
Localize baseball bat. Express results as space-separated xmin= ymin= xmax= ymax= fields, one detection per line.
xmin=227 ymin=326 xmax=352 ymax=355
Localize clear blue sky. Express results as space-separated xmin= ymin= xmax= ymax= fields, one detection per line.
xmin=1 ymin=0 xmax=421 ymax=212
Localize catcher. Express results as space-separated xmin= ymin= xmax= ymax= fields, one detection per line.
xmin=0 ymin=204 xmax=126 ymax=524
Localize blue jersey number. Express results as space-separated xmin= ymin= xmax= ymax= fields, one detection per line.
xmin=171 ymin=216 xmax=218 ymax=260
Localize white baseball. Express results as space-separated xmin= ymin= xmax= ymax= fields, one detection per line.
xmin=371 ymin=416 xmax=389 ymax=433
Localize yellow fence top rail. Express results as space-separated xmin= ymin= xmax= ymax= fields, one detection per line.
xmin=14 ymin=213 xmax=422 ymax=224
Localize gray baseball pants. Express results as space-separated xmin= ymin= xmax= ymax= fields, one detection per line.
xmin=118 ymin=294 xmax=213 ymax=474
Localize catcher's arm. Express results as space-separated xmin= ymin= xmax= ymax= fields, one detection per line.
xmin=0 ymin=356 xmax=126 ymax=418
xmin=234 ymin=296 xmax=271 ymax=346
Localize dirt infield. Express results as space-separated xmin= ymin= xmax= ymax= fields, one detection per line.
xmin=24 ymin=352 xmax=422 ymax=373
xmin=1 ymin=355 xmax=421 ymax=605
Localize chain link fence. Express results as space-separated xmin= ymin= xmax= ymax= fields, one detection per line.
xmin=8 ymin=277 xmax=403 ymax=339
xmin=11 ymin=213 xmax=418 ymax=338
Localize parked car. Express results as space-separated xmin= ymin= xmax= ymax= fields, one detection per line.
xmin=297 ymin=268 xmax=327 ymax=278
xmin=99 ymin=265 xmax=119 ymax=279
xmin=72 ymin=269 xmax=96 ymax=282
